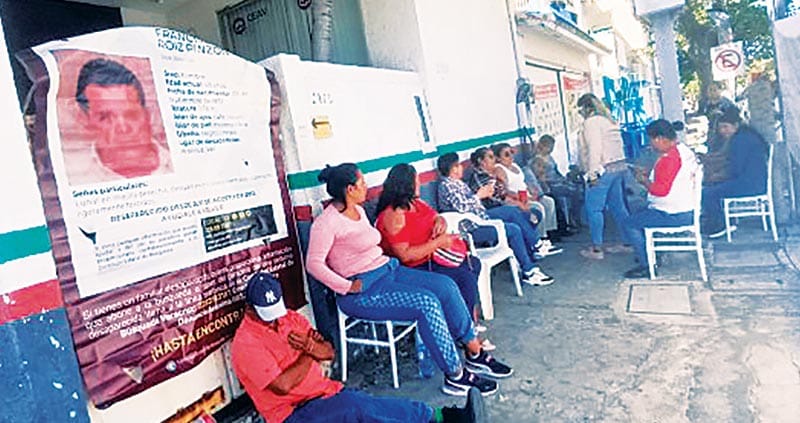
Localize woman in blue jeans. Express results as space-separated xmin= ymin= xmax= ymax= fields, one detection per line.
xmin=436 ymin=152 xmax=554 ymax=286
xmin=306 ymin=163 xmax=512 ymax=397
xmin=576 ymin=93 xmax=631 ymax=259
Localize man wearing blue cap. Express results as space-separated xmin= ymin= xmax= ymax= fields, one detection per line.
xmin=231 ymin=272 xmax=486 ymax=423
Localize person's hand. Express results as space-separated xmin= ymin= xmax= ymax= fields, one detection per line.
xmin=476 ymin=183 xmax=494 ymax=199
xmin=436 ymin=234 xmax=457 ymax=249
xmin=348 ymin=279 xmax=363 ymax=293
xmin=432 ymin=217 xmax=447 ymax=237
xmin=634 ymin=167 xmax=649 ymax=186
xmin=288 ymin=329 xmax=329 ymax=361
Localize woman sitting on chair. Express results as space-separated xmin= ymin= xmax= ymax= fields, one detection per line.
xmin=621 ymin=119 xmax=699 ymax=278
xmin=306 ymin=163 xmax=512 ymax=397
xmin=375 ymin=164 xmax=494 ymax=350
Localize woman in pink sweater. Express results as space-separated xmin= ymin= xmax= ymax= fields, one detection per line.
xmin=306 ymin=163 xmax=512 ymax=397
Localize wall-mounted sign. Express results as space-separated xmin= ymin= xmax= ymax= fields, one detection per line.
xmin=18 ymin=27 xmax=305 ymax=408
xmin=312 ymin=115 xmax=332 ymax=139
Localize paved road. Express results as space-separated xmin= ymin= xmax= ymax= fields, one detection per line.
xmin=348 ymin=222 xmax=800 ymax=422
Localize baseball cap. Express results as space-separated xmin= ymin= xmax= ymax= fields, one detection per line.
xmin=245 ymin=272 xmax=287 ymax=322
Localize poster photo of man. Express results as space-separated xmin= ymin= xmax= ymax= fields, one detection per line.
xmin=53 ymin=50 xmax=173 ymax=186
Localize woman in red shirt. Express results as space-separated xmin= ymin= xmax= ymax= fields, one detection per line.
xmin=375 ymin=164 xmax=488 ymax=344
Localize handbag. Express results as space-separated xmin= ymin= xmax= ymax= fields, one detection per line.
xmin=431 ymin=236 xmax=468 ymax=268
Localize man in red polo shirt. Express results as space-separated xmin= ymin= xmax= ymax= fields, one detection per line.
xmin=231 ymin=272 xmax=486 ymax=423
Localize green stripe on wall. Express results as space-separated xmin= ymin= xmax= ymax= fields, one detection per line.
xmin=287 ymin=129 xmax=526 ymax=190
xmin=0 ymin=226 xmax=52 ymax=264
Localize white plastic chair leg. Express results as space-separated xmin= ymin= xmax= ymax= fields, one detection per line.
xmin=761 ymin=201 xmax=768 ymax=231
xmin=645 ymin=233 xmax=656 ymax=280
xmin=508 ymin=256 xmax=523 ymax=297
xmin=387 ymin=322 xmax=399 ymax=389
xmin=724 ymin=203 xmax=733 ymax=243
xmin=338 ymin=309 xmax=348 ymax=383
xmin=769 ymin=205 xmax=778 ymax=241
xmin=477 ymin=265 xmax=494 ymax=320
xmin=696 ymin=234 xmax=708 ymax=282
xmin=370 ymin=323 xmax=379 ymax=354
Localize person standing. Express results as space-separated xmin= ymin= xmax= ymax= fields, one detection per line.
xmin=575 ymin=93 xmax=630 ymax=260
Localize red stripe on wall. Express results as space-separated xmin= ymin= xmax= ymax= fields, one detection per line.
xmin=0 ymin=279 xmax=63 ymax=325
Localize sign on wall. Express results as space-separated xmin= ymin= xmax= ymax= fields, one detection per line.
xmin=710 ymin=41 xmax=744 ymax=81
xmin=18 ymin=27 xmax=305 ymax=407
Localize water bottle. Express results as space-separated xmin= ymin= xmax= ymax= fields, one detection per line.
xmin=415 ymin=331 xmax=436 ymax=379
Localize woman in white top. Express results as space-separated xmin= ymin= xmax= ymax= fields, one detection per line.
xmin=492 ymin=143 xmax=561 ymax=256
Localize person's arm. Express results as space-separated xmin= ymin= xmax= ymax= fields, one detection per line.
xmin=581 ymin=117 xmax=606 ymax=178
xmin=306 ymin=214 xmax=356 ymax=295
xmin=647 ymin=152 xmax=681 ymax=197
xmin=266 ymin=354 xmax=317 ymax=396
xmin=380 ymin=208 xmax=453 ymax=264
xmin=288 ymin=328 xmax=336 ymax=362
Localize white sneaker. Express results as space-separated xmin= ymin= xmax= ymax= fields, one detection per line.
xmin=522 ymin=267 xmax=555 ymax=286
xmin=534 ymin=239 xmax=563 ymax=258
xmin=709 ymin=225 xmax=737 ymax=239
xmin=474 ymin=324 xmax=488 ymax=333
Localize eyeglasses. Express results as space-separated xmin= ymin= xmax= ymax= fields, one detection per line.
xmin=501 ymin=151 xmax=513 ymax=157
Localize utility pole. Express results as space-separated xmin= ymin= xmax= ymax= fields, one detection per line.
xmin=634 ymin=0 xmax=686 ymax=123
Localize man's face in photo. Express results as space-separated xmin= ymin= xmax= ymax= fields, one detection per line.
xmin=83 ymin=83 xmax=154 ymax=160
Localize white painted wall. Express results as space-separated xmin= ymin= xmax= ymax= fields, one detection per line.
xmin=518 ymin=28 xmax=592 ymax=73
xmin=261 ymin=54 xmax=430 ymax=204
xmin=120 ymin=8 xmax=168 ymax=27
xmin=359 ymin=0 xmax=425 ymax=72
xmin=167 ymin=0 xmax=235 ymax=46
xmin=361 ymin=0 xmax=521 ymax=150
xmin=413 ymin=0 xmax=520 ymax=145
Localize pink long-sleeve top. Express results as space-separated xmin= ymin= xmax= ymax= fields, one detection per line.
xmin=306 ymin=205 xmax=390 ymax=295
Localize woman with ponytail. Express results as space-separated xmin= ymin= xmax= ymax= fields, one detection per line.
xmin=306 ymin=163 xmax=513 ymax=397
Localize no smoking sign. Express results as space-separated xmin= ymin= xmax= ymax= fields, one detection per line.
xmin=710 ymin=41 xmax=744 ymax=81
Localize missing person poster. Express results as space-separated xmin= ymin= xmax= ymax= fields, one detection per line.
xmin=19 ymin=27 xmax=305 ymax=407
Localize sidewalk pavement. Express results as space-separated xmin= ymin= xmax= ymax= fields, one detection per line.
xmin=345 ymin=220 xmax=800 ymax=422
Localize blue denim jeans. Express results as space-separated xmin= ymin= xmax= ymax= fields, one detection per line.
xmin=470 ymin=221 xmax=536 ymax=274
xmin=701 ymin=180 xmax=762 ymax=232
xmin=585 ymin=170 xmax=630 ymax=246
xmin=285 ymin=388 xmax=432 ymax=423
xmin=337 ymin=259 xmax=475 ymax=374
xmin=486 ymin=205 xmax=540 ymax=249
xmin=414 ymin=256 xmax=481 ymax=316
xmin=623 ymin=208 xmax=693 ymax=266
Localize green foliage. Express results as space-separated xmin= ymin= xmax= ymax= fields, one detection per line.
xmin=675 ymin=0 xmax=773 ymax=102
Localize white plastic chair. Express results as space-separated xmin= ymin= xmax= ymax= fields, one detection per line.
xmin=337 ymin=305 xmax=416 ymax=388
xmin=438 ymin=212 xmax=523 ymax=320
xmin=644 ymin=166 xmax=708 ymax=281
xmin=723 ymin=144 xmax=777 ymax=242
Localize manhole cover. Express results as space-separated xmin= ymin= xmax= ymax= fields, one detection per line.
xmin=628 ymin=284 xmax=692 ymax=315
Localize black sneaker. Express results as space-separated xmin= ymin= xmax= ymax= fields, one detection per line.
xmin=442 ymin=368 xmax=498 ymax=397
xmin=465 ymin=351 xmax=514 ymax=378
xmin=441 ymin=387 xmax=487 ymax=423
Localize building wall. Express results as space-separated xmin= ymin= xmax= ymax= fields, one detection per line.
xmin=413 ymin=0 xmax=520 ymax=147
xmin=359 ymin=0 xmax=424 ymax=72
xmin=121 ymin=8 xmax=168 ymax=27
xmin=518 ymin=28 xmax=592 ymax=72
xmin=167 ymin=0 xmax=234 ymax=45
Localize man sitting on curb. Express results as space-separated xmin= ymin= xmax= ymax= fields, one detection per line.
xmin=231 ymin=272 xmax=487 ymax=423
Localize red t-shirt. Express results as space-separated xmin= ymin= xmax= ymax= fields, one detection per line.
xmin=231 ymin=310 xmax=342 ymax=423
xmin=375 ymin=199 xmax=437 ymax=268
